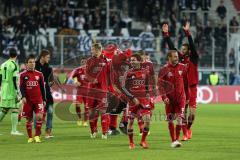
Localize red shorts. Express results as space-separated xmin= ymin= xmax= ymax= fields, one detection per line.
xmin=128 ymin=98 xmax=153 ymax=119
xmin=189 ymin=85 xmax=197 ymax=108
xmin=165 ymin=101 xmax=185 ymax=121
xmin=86 ymin=97 xmax=107 ymax=112
xmin=22 ymin=100 xmax=44 ymax=118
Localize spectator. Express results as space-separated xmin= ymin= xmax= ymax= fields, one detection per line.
xmin=92 ymin=8 xmax=101 ymax=29
xmin=216 ymin=0 xmax=227 ymax=20
xmin=229 ymin=48 xmax=235 ymax=68
xmin=75 ymin=14 xmax=85 ymax=30
xmin=178 ymin=0 xmax=187 ymax=10
xmin=201 ymin=0 xmax=211 ymax=10
xmin=110 ymin=12 xmax=119 ymax=29
xmin=61 ymin=13 xmax=69 ymax=28
xmin=68 ymin=12 xmax=75 ymax=29
xmin=3 ymin=0 xmax=12 ymax=16
xmin=204 ymin=21 xmax=213 ymax=39
xmin=230 ymin=16 xmax=239 ymax=33
xmin=208 ymin=71 xmax=219 ymax=85
xmin=233 ymin=74 xmax=240 ymax=85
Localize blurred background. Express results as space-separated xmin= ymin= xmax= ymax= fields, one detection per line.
xmin=0 ymin=0 xmax=240 ymax=85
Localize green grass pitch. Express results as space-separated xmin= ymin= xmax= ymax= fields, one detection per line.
xmin=0 ymin=104 xmax=240 ymax=160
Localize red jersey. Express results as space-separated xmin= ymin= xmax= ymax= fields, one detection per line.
xmin=142 ymin=61 xmax=154 ymax=76
xmin=86 ymin=55 xmax=108 ymax=90
xmin=164 ymin=31 xmax=199 ymax=86
xmin=20 ymin=70 xmax=46 ymax=102
xmin=158 ymin=63 xmax=189 ymax=104
xmin=110 ymin=53 xmax=129 ymax=92
xmin=179 ymin=32 xmax=199 ymax=85
xmin=71 ymin=66 xmax=89 ymax=87
xmin=124 ymin=68 xmax=150 ymax=98
xmin=142 ymin=60 xmax=156 ymax=93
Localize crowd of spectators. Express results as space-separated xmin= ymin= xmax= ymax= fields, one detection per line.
xmin=0 ymin=0 xmax=239 ymax=69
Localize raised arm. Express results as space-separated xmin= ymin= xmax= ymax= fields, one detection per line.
xmin=183 ymin=65 xmax=189 ymax=101
xmin=183 ymin=22 xmax=199 ymax=64
xmin=162 ymin=24 xmax=175 ymax=50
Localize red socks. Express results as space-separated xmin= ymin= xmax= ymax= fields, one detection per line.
xmin=76 ymin=104 xmax=81 ymax=119
xmin=35 ymin=121 xmax=43 ymax=136
xmin=101 ymin=114 xmax=109 ymax=134
xmin=138 ymin=118 xmax=144 ymax=133
xmin=141 ymin=128 xmax=149 ymax=142
xmin=182 ymin=124 xmax=188 ymax=137
xmin=26 ymin=121 xmax=32 ymax=138
xmin=128 ymin=129 xmax=134 ymax=143
xmin=89 ymin=114 xmax=98 ymax=134
xmin=175 ymin=125 xmax=181 ymax=141
xmin=187 ymin=114 xmax=195 ymax=129
xmin=109 ymin=114 xmax=118 ymax=130
xmin=168 ymin=122 xmax=175 ymax=142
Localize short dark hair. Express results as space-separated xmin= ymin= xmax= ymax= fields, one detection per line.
xmin=137 ymin=50 xmax=145 ymax=56
xmin=39 ymin=49 xmax=50 ymax=60
xmin=26 ymin=54 xmax=36 ymax=63
xmin=131 ymin=54 xmax=142 ymax=62
xmin=92 ymin=43 xmax=102 ymax=51
xmin=167 ymin=50 xmax=178 ymax=58
xmin=182 ymin=43 xmax=189 ymax=50
xmin=9 ymin=48 xmax=17 ymax=58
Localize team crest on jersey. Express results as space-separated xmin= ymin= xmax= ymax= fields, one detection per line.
xmin=131 ymin=75 xmax=135 ymax=79
xmin=35 ymin=76 xmax=39 ymax=80
xmin=100 ymin=62 xmax=106 ymax=66
xmin=80 ymin=75 xmax=85 ymax=80
xmin=167 ymin=72 xmax=173 ymax=77
xmin=24 ymin=76 xmax=29 ymax=80
xmin=178 ymin=71 xmax=183 ymax=75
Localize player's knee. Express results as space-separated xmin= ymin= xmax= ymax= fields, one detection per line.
xmin=143 ymin=127 xmax=149 ymax=132
xmin=127 ymin=128 xmax=133 ymax=134
xmin=36 ymin=114 xmax=43 ymax=121
xmin=27 ymin=117 xmax=33 ymax=122
xmin=166 ymin=113 xmax=175 ymax=121
xmin=143 ymin=114 xmax=151 ymax=122
xmin=2 ymin=108 xmax=9 ymax=114
xmin=12 ymin=109 xmax=19 ymax=113
xmin=190 ymin=108 xmax=196 ymax=113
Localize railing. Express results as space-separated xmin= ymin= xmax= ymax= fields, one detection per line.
xmin=0 ymin=31 xmax=232 ymax=84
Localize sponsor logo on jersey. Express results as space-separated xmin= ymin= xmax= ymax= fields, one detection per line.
xmin=35 ymin=76 xmax=39 ymax=80
xmin=92 ymin=67 xmax=102 ymax=73
xmin=133 ymin=80 xmax=145 ymax=85
xmin=26 ymin=81 xmax=39 ymax=87
xmin=179 ymin=71 xmax=183 ymax=76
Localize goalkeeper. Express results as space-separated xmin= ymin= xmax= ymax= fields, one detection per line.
xmin=0 ymin=48 xmax=23 ymax=136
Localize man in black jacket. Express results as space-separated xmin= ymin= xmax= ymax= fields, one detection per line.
xmin=35 ymin=49 xmax=54 ymax=138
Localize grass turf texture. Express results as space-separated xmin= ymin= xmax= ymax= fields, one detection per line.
xmin=0 ymin=104 xmax=240 ymax=160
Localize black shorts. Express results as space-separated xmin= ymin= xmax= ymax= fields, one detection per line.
xmin=106 ymin=93 xmax=127 ymax=114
